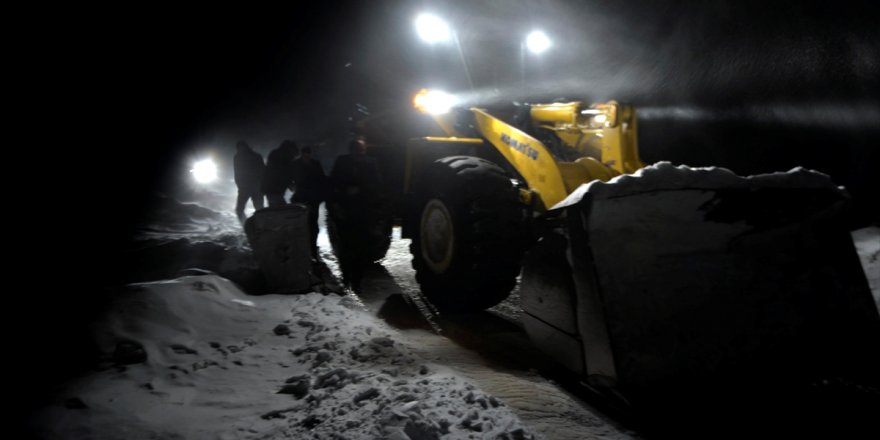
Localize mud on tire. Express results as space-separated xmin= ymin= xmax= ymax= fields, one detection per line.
xmin=411 ymin=156 xmax=527 ymax=312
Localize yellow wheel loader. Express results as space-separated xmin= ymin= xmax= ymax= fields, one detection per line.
xmin=357 ymin=89 xmax=880 ymax=400
xmin=399 ymin=89 xmax=648 ymax=312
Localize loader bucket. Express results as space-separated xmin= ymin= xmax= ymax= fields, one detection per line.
xmin=520 ymin=162 xmax=880 ymax=398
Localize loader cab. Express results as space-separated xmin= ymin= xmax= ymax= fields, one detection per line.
xmin=508 ymin=101 xmax=597 ymax=163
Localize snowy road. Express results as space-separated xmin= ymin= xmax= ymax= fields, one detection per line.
xmin=317 ymin=216 xmax=641 ymax=439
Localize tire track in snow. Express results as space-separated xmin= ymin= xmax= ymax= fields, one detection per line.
xmin=399 ymin=328 xmax=640 ymax=440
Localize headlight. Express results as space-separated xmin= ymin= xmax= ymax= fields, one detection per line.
xmin=414 ymin=88 xmax=456 ymax=115
xmin=191 ymin=158 xmax=218 ymax=184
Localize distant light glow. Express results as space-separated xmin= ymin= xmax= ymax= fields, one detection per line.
xmin=526 ymin=30 xmax=551 ymax=54
xmin=594 ymin=113 xmax=607 ymax=125
xmin=192 ymin=158 xmax=218 ymax=184
xmin=415 ymin=13 xmax=451 ymax=43
xmin=414 ymin=89 xmax=456 ymax=115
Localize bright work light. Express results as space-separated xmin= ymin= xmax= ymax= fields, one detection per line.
xmin=526 ymin=30 xmax=551 ymax=54
xmin=414 ymin=89 xmax=456 ymax=115
xmin=191 ymin=158 xmax=218 ymax=184
xmin=415 ymin=13 xmax=451 ymax=44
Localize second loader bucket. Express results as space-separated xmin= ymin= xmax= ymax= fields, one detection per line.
xmin=521 ymin=162 xmax=880 ymax=397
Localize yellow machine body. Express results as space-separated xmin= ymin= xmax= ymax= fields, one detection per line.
xmin=471 ymin=109 xmax=569 ymax=209
xmin=420 ymin=100 xmax=645 ymax=210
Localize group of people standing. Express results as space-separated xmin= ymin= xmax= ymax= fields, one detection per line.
xmin=233 ymin=138 xmax=379 ymax=259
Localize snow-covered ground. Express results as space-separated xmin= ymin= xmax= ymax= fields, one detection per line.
xmin=34 ymin=276 xmax=541 ymax=439
xmin=32 ymin=177 xmax=639 ymax=440
xmin=31 ymin=168 xmax=880 ymax=439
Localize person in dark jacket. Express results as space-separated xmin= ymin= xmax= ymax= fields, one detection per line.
xmin=330 ymin=139 xmax=381 ymax=197
xmin=233 ymin=140 xmax=265 ymax=222
xmin=327 ymin=139 xmax=391 ymax=279
xmin=292 ymin=146 xmax=327 ymax=257
xmin=262 ymin=140 xmax=299 ymax=207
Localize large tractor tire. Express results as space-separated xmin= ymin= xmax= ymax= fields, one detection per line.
xmin=411 ymin=156 xmax=527 ymax=312
xmin=326 ymin=195 xmax=393 ymax=268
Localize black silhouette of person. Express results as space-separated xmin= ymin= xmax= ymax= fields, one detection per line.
xmin=233 ymin=140 xmax=265 ymax=222
xmin=262 ymin=140 xmax=299 ymax=207
xmin=292 ymin=145 xmax=327 ymax=258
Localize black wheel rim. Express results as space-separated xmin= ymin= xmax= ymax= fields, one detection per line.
xmin=420 ymin=198 xmax=455 ymax=274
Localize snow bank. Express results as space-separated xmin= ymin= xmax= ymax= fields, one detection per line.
xmin=134 ymin=192 xmax=248 ymax=248
xmin=554 ymin=161 xmax=842 ymax=209
xmin=34 ymin=275 xmax=538 ymax=439
xmin=120 ymin=192 xmax=268 ymax=293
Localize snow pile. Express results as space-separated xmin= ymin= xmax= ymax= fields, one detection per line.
xmin=853 ymin=226 xmax=880 ymax=310
xmin=262 ymin=294 xmax=536 ymax=440
xmin=554 ymin=161 xmax=842 ymax=209
xmin=136 ymin=192 xmax=246 ymax=246
xmin=34 ymin=275 xmax=538 ymax=440
xmin=121 ymin=191 xmax=266 ymax=292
